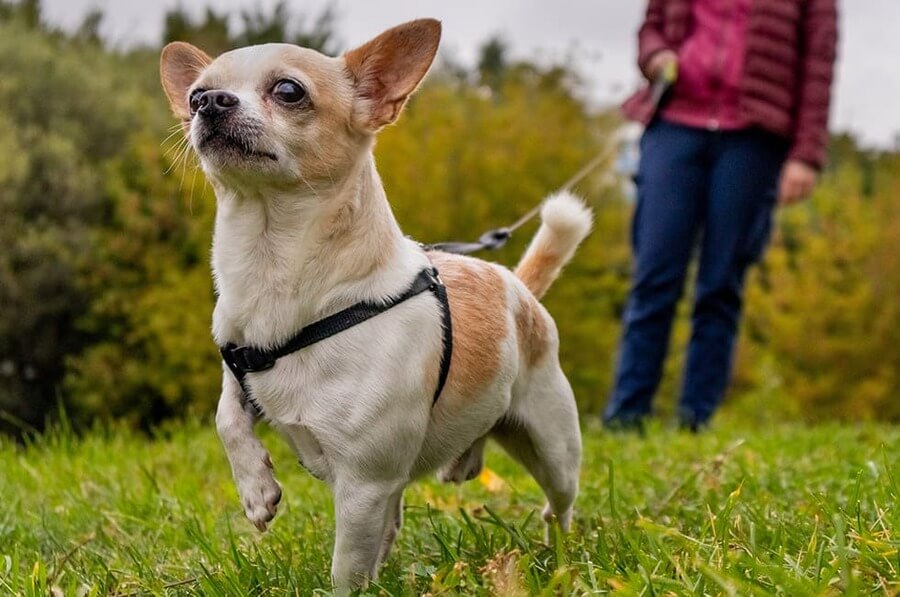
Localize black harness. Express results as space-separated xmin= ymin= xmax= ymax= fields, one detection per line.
xmin=219 ymin=266 xmax=453 ymax=409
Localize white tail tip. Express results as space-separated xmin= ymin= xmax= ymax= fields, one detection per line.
xmin=514 ymin=191 xmax=592 ymax=299
xmin=540 ymin=191 xmax=593 ymax=242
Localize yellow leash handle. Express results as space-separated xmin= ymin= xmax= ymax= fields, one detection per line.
xmin=649 ymin=60 xmax=678 ymax=108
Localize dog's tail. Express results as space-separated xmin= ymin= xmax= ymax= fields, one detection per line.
xmin=514 ymin=191 xmax=593 ymax=300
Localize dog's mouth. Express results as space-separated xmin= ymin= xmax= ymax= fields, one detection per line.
xmin=196 ymin=128 xmax=278 ymax=163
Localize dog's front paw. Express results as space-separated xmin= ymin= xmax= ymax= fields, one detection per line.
xmin=235 ymin=455 xmax=283 ymax=532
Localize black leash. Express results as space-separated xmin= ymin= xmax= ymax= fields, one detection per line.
xmin=220 ymin=266 xmax=453 ymax=408
xmin=424 ymin=145 xmax=617 ymax=256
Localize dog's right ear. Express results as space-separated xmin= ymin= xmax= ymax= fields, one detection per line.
xmin=160 ymin=42 xmax=212 ymax=121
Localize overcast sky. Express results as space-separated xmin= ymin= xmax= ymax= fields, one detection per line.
xmin=41 ymin=0 xmax=899 ymax=148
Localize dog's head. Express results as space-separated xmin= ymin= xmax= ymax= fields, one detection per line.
xmin=160 ymin=19 xmax=441 ymax=190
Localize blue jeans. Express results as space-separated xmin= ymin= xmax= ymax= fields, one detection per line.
xmin=605 ymin=121 xmax=788 ymax=425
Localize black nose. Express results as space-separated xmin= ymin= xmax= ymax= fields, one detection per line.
xmin=197 ymin=90 xmax=239 ymax=116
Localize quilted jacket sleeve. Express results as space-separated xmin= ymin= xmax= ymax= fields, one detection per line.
xmin=637 ymin=0 xmax=672 ymax=79
xmin=789 ymin=0 xmax=838 ymax=169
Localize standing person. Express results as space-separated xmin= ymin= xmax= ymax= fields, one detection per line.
xmin=606 ymin=0 xmax=838 ymax=431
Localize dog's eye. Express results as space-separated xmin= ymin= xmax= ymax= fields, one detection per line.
xmin=272 ymin=79 xmax=307 ymax=105
xmin=189 ymin=89 xmax=206 ymax=116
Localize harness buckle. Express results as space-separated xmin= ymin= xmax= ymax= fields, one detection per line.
xmin=224 ymin=345 xmax=277 ymax=373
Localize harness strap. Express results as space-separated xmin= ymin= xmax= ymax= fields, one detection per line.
xmin=431 ymin=275 xmax=453 ymax=403
xmin=220 ymin=266 xmax=453 ymax=407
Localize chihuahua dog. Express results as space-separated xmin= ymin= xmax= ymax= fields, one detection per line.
xmin=160 ymin=19 xmax=591 ymax=590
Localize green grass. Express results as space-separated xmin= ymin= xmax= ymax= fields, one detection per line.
xmin=0 ymin=418 xmax=898 ymax=596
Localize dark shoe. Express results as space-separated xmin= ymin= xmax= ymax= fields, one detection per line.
xmin=676 ymin=410 xmax=708 ymax=433
xmin=603 ymin=413 xmax=647 ymax=435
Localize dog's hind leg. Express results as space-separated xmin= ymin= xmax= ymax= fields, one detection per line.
xmin=491 ymin=362 xmax=581 ymax=537
xmin=437 ymin=434 xmax=487 ymax=484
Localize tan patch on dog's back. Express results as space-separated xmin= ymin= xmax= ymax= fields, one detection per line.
xmin=429 ymin=253 xmax=508 ymax=401
xmin=515 ymin=294 xmax=550 ymax=368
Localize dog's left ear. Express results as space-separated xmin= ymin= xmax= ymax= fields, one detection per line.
xmin=344 ymin=19 xmax=441 ymax=131
xmin=160 ymin=42 xmax=213 ymax=121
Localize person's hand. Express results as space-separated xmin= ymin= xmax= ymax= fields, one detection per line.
xmin=646 ymin=50 xmax=678 ymax=80
xmin=778 ymin=160 xmax=818 ymax=206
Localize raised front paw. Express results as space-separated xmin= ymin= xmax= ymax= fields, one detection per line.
xmin=236 ymin=455 xmax=283 ymax=532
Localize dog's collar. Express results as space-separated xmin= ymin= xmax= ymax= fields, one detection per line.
xmin=220 ymin=266 xmax=453 ymax=409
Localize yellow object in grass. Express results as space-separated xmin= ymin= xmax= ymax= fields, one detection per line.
xmin=478 ymin=467 xmax=507 ymax=493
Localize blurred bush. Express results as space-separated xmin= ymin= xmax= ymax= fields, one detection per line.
xmin=734 ymin=145 xmax=900 ymax=423
xmin=1 ymin=1 xmax=898 ymax=434
xmin=0 ymin=14 xmax=164 ymax=431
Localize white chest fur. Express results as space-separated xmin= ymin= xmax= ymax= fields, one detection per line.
xmin=208 ymin=173 xmax=445 ymax=482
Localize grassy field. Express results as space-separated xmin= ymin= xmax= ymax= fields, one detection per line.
xmin=0 ymin=418 xmax=898 ymax=596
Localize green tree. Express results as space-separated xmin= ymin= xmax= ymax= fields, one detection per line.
xmin=163 ymin=6 xmax=231 ymax=56
xmin=477 ymin=36 xmax=508 ymax=89
xmin=162 ymin=2 xmax=339 ymax=56
xmin=238 ymin=2 xmax=339 ymax=53
xmin=0 ymin=0 xmax=41 ymax=29
xmin=0 ymin=19 xmax=142 ymax=432
xmin=734 ymin=148 xmax=900 ymax=422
